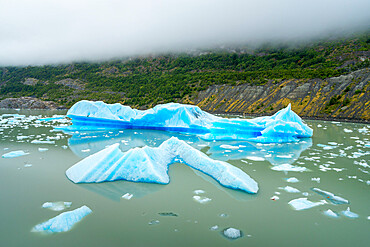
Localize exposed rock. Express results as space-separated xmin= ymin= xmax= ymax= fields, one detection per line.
xmin=0 ymin=97 xmax=64 ymax=109
xmin=22 ymin=78 xmax=39 ymax=86
xmin=55 ymin=78 xmax=85 ymax=90
xmin=190 ymin=68 xmax=370 ymax=122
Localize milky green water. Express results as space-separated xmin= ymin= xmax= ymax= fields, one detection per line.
xmin=0 ymin=110 xmax=369 ymax=247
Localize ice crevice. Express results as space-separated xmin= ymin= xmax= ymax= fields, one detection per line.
xmin=66 ymin=137 xmax=258 ymax=194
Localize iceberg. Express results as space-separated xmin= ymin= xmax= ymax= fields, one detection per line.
xmin=32 ymin=205 xmax=92 ymax=233
xmin=66 ymin=137 xmax=258 ymax=194
xmin=223 ymin=227 xmax=243 ymax=240
xmin=63 ymin=100 xmax=312 ymax=143
xmin=341 ymin=207 xmax=359 ymax=218
xmin=288 ymin=198 xmax=327 ymax=210
xmin=323 ymin=209 xmax=339 ymax=218
xmin=311 ymin=188 xmax=349 ymax=204
xmin=42 ymin=201 xmax=72 ymax=211
xmin=2 ymin=150 xmax=29 ymax=158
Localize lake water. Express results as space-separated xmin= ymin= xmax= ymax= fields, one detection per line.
xmin=0 ymin=109 xmax=369 ymax=247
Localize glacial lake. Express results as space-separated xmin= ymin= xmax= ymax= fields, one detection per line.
xmin=0 ymin=109 xmax=369 ymax=247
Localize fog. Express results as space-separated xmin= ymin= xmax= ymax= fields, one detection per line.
xmin=0 ymin=0 xmax=369 ymax=66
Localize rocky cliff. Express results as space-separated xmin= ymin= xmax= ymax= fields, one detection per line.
xmin=190 ymin=68 xmax=370 ymax=122
xmin=0 ymin=97 xmax=64 ymax=110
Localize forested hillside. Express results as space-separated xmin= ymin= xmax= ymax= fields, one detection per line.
xmin=0 ymin=33 xmax=369 ymax=120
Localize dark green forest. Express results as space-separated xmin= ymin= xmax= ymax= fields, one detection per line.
xmin=0 ymin=33 xmax=369 ymax=108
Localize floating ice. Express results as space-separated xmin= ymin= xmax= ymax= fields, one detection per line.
xmin=282 ymin=186 xmax=300 ymax=193
xmin=312 ymin=188 xmax=349 ymax=204
xmin=223 ymin=227 xmax=242 ymax=240
xmin=193 ymin=189 xmax=205 ymax=195
xmin=38 ymin=148 xmax=48 ymax=152
xmin=341 ymin=207 xmax=359 ymax=218
xmin=311 ymin=177 xmax=321 ymax=183
xmin=286 ymin=177 xmax=299 ymax=183
xmin=210 ymin=225 xmax=219 ymax=231
xmin=148 ymin=220 xmax=160 ymax=225
xmin=323 ymin=209 xmax=339 ymax=218
xmin=343 ymin=128 xmax=353 ymax=133
xmin=31 ymin=140 xmax=55 ymax=144
xmin=288 ymin=198 xmax=327 ymax=210
xmin=2 ymin=150 xmax=29 ymax=158
xmin=246 ymin=156 xmax=265 ymax=161
xmin=64 ymin=101 xmax=312 ymax=143
xmin=32 ymin=205 xmax=92 ymax=233
xmin=121 ymin=193 xmax=133 ymax=200
xmin=271 ymin=195 xmax=279 ymax=200
xmin=271 ymin=164 xmax=307 ymax=172
xmin=66 ymin=137 xmax=258 ymax=194
xmin=42 ymin=201 xmax=72 ymax=211
xmin=193 ymin=195 xmax=212 ymax=204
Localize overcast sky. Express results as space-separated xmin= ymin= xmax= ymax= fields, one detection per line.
xmin=0 ymin=0 xmax=369 ymax=66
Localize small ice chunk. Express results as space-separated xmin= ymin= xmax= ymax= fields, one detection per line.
xmin=288 ymin=198 xmax=326 ymax=210
xmin=223 ymin=227 xmax=242 ymax=240
xmin=31 ymin=140 xmax=55 ymax=144
xmin=246 ymin=156 xmax=265 ymax=161
xmin=311 ymin=177 xmax=321 ymax=183
xmin=220 ymin=145 xmax=239 ymax=150
xmin=38 ymin=148 xmax=48 ymax=152
xmin=282 ymin=186 xmax=300 ymax=193
xmin=323 ymin=209 xmax=339 ymax=218
xmin=286 ymin=177 xmax=299 ymax=183
xmin=271 ymin=195 xmax=279 ymax=200
xmin=24 ymin=164 xmax=32 ymax=168
xmin=193 ymin=189 xmax=205 ymax=195
xmin=219 ymin=213 xmax=228 ymax=217
xmin=2 ymin=150 xmax=29 ymax=158
xmin=148 ymin=220 xmax=160 ymax=225
xmin=341 ymin=207 xmax=359 ymax=218
xmin=193 ymin=196 xmax=211 ymax=204
xmin=42 ymin=202 xmax=72 ymax=211
xmin=32 ymin=205 xmax=92 ymax=233
xmin=121 ymin=193 xmax=133 ymax=200
xmin=81 ymin=149 xmax=90 ymax=153
xmin=61 ymin=145 xmax=68 ymax=149
xmin=271 ymin=164 xmax=307 ymax=172
xmin=210 ymin=225 xmax=219 ymax=231
xmin=311 ymin=188 xmax=349 ymax=204
xmin=343 ymin=128 xmax=353 ymax=133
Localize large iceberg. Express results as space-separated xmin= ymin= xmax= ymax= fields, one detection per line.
xmin=66 ymin=137 xmax=258 ymax=194
xmin=63 ymin=100 xmax=312 ymax=143
xmin=32 ymin=206 xmax=92 ymax=233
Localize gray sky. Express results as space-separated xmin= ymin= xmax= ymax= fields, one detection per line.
xmin=0 ymin=0 xmax=369 ymax=66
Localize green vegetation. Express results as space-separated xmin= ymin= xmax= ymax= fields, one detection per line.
xmin=0 ymin=33 xmax=369 ymax=108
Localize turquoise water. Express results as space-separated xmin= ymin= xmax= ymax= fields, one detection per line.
xmin=0 ymin=110 xmax=369 ymax=246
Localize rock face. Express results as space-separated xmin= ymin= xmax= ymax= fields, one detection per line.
xmin=190 ymin=68 xmax=370 ymax=121
xmin=0 ymin=97 xmax=63 ymax=109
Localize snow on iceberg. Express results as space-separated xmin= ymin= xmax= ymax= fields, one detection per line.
xmin=64 ymin=100 xmax=312 ymax=143
xmin=32 ymin=205 xmax=92 ymax=233
xmin=66 ymin=137 xmax=258 ymax=194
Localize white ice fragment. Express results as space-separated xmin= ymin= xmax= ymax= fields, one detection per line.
xmin=245 ymin=156 xmax=265 ymax=161
xmin=311 ymin=188 xmax=349 ymax=204
xmin=66 ymin=137 xmax=259 ymax=194
xmin=323 ymin=209 xmax=339 ymax=218
xmin=193 ymin=189 xmax=205 ymax=195
xmin=24 ymin=164 xmax=32 ymax=168
xmin=81 ymin=149 xmax=90 ymax=153
xmin=193 ymin=195 xmax=211 ymax=204
xmin=61 ymin=145 xmax=68 ymax=149
xmin=220 ymin=145 xmax=239 ymax=150
xmin=288 ymin=198 xmax=326 ymax=210
xmin=282 ymin=186 xmax=300 ymax=193
xmin=223 ymin=227 xmax=242 ymax=240
xmin=271 ymin=195 xmax=279 ymax=200
xmin=148 ymin=220 xmax=160 ymax=225
xmin=121 ymin=193 xmax=133 ymax=200
xmin=38 ymin=148 xmax=48 ymax=152
xmin=31 ymin=140 xmax=55 ymax=144
xmin=271 ymin=164 xmax=307 ymax=172
xmin=343 ymin=128 xmax=353 ymax=133
xmin=2 ymin=150 xmax=29 ymax=158
xmin=311 ymin=177 xmax=321 ymax=183
xmin=341 ymin=207 xmax=359 ymax=218
xmin=210 ymin=225 xmax=219 ymax=231
xmin=286 ymin=177 xmax=299 ymax=183
xmin=42 ymin=202 xmax=72 ymax=211
xmin=302 ymin=192 xmax=309 ymax=196
xmin=32 ymin=205 xmax=92 ymax=233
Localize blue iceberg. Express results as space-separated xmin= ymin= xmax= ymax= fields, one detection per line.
xmin=2 ymin=150 xmax=29 ymax=158
xmin=63 ymin=100 xmax=312 ymax=143
xmin=66 ymin=137 xmax=258 ymax=194
xmin=32 ymin=205 xmax=92 ymax=233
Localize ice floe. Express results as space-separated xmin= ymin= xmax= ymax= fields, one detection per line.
xmin=323 ymin=209 xmax=339 ymax=218
xmin=193 ymin=195 xmax=212 ymax=204
xmin=286 ymin=177 xmax=299 ymax=183
xmin=2 ymin=150 xmax=29 ymax=158
xmin=271 ymin=164 xmax=307 ymax=172
xmin=210 ymin=225 xmax=219 ymax=231
xmin=311 ymin=188 xmax=349 ymax=204
xmin=66 ymin=137 xmax=258 ymax=194
xmin=282 ymin=186 xmax=300 ymax=193
xmin=121 ymin=193 xmax=133 ymax=200
xmin=32 ymin=205 xmax=92 ymax=233
xmin=42 ymin=201 xmax=72 ymax=211
xmin=63 ymin=101 xmax=312 ymax=143
xmin=223 ymin=227 xmax=242 ymax=240
xmin=288 ymin=198 xmax=327 ymax=210
xmin=341 ymin=207 xmax=359 ymax=218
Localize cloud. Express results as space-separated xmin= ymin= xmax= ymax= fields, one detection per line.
xmin=0 ymin=0 xmax=369 ymax=66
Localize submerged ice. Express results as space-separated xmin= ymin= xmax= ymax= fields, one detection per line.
xmin=32 ymin=206 xmax=92 ymax=233
xmin=64 ymin=101 xmax=312 ymax=143
xmin=66 ymin=137 xmax=258 ymax=194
